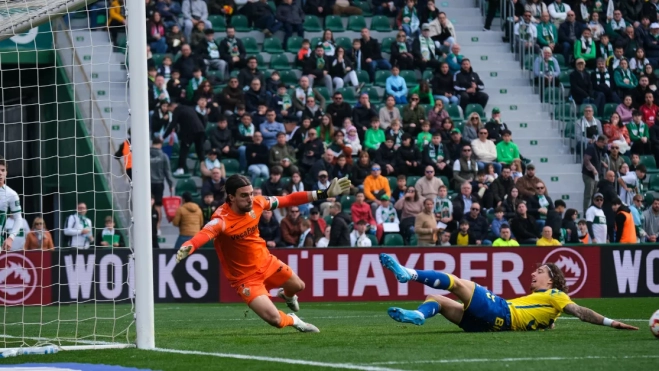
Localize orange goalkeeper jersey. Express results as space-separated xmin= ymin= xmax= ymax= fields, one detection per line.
xmin=200 ymin=195 xmax=276 ymax=283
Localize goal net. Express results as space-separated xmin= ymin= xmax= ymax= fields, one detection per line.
xmin=0 ymin=0 xmax=148 ymax=352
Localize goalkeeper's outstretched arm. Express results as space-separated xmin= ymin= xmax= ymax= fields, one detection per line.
xmin=563 ymin=303 xmax=638 ymax=330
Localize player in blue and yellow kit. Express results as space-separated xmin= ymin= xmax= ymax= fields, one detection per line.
xmin=379 ymin=253 xmax=638 ymax=332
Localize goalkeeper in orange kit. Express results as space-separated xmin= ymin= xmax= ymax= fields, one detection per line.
xmin=176 ymin=174 xmax=351 ymax=332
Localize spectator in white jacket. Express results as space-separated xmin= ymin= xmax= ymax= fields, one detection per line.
xmin=350 ymin=220 xmax=372 ymax=247
xmin=64 ymin=202 xmax=94 ymax=249
xmin=471 ymin=127 xmax=501 ymax=173
xmin=375 ymin=195 xmax=400 ymax=225
xmin=548 ymin=0 xmax=571 ymax=25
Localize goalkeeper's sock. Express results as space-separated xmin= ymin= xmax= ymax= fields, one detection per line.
xmin=277 ymin=310 xmax=295 ymax=328
xmin=283 ymin=289 xmax=296 ymax=299
xmin=414 ymin=270 xmax=455 ymax=290
xmin=416 ymin=299 xmax=441 ymax=319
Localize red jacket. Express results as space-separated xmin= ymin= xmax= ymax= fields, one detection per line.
xmin=640 ymin=104 xmax=659 ymax=126
xmin=351 ymin=202 xmax=376 ymax=226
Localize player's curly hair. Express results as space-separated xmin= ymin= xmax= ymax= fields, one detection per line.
xmin=223 ymin=174 xmax=251 ymax=204
xmin=544 ymin=263 xmax=569 ymax=293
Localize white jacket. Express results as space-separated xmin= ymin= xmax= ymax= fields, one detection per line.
xmin=471 ymin=138 xmax=498 ymax=163
xmin=350 ymin=231 xmax=372 ymax=247
xmin=64 ymin=213 xmax=94 ymax=249
xmin=548 ymin=2 xmax=571 ymax=22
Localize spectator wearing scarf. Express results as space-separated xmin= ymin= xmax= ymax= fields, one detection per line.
xmin=574 ymin=28 xmax=596 ymax=69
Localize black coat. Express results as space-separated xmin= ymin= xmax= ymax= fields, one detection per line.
xmin=244 ymin=88 xmax=272 ymax=113
xmin=353 ymin=105 xmax=378 ymax=132
xmin=245 ymin=142 xmax=269 ymax=166
xmin=259 ymin=217 xmax=282 ymax=245
xmin=431 ymin=71 xmax=455 ymax=96
xmin=351 ymin=162 xmax=371 ymax=186
xmin=219 ymin=37 xmax=246 ymax=63
xmin=164 ymin=105 xmax=205 ymax=140
xmin=491 ymin=176 xmax=515 ymax=206
xmin=570 ymin=69 xmax=595 ymax=105
xmin=453 ymin=69 xmax=485 ymax=93
xmin=462 ymin=214 xmax=489 ymax=241
xmin=327 ymin=102 xmax=353 ymax=128
xmin=361 ymin=37 xmax=384 ymax=61
xmin=525 ymin=193 xmax=555 ymax=220
xmin=558 ymin=21 xmax=584 ymax=44
xmin=375 ymin=144 xmax=398 ymax=169
xmin=201 ymin=178 xmax=226 ymax=204
xmin=330 ymin=212 xmax=351 ymax=247
xmin=510 ymin=214 xmax=539 ymax=242
xmin=208 ymin=126 xmax=234 ymax=151
xmin=303 ymin=54 xmax=330 ymax=78
xmin=452 ymin=194 xmax=480 ymax=220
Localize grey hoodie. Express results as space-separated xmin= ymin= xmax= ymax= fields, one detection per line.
xmin=150 ymin=146 xmax=175 ymax=187
xmin=182 ymin=0 xmax=209 ymax=21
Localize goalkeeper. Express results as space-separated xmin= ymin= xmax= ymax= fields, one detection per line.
xmin=176 ymin=174 xmax=351 ymax=333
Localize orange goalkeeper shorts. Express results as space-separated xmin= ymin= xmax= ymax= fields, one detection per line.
xmin=233 ymin=255 xmax=293 ymax=304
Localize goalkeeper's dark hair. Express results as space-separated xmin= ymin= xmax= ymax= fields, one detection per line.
xmin=0 ymin=155 xmax=6 ymax=169
xmin=224 ymin=174 xmax=252 ymax=204
xmin=544 ymin=262 xmax=569 ymax=293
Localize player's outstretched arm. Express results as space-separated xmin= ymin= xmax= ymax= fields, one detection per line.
xmin=274 ymin=176 xmax=352 ymax=209
xmin=563 ymin=303 xmax=638 ymax=330
xmin=176 ymin=220 xmax=222 ymax=263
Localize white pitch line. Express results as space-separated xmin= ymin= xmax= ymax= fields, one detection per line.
xmin=369 ymin=355 xmax=659 ymax=365
xmin=152 ymin=348 xmax=413 ymax=371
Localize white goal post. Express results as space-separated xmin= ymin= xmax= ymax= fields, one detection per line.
xmin=0 ymin=0 xmax=154 ymax=352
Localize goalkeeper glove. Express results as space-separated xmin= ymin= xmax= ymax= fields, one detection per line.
xmin=176 ymin=245 xmax=192 ymax=263
xmin=327 ymin=176 xmax=352 ymax=197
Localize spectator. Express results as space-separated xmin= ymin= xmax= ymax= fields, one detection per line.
xmin=353 ymin=93 xmax=378 ymax=138
xmin=437 ymin=230 xmax=450 ymax=246
xmin=397 ymin=0 xmax=420 ymax=38
xmin=308 ymin=207 xmax=327 ymax=242
xmin=536 ymin=12 xmax=558 ymax=54
xmin=108 ymin=0 xmax=126 ymax=47
xmin=596 ymin=33 xmax=614 ymax=60
xmin=317 ymin=225 xmax=331 ymax=247
xmin=218 ymin=77 xmax=243 ymax=114
xmin=182 ymin=0 xmax=212 ymax=41
xmin=376 ymin=194 xmax=399 ymax=224
xmin=200 ymin=149 xmax=224 ymax=179
xmin=463 ymin=202 xmax=489 ymax=245
xmin=612 ymin=197 xmax=637 ymax=243
xmin=395 ymin=185 xmax=424 ymax=240
xmin=534 ymin=47 xmax=561 ymax=91
xmin=303 ymin=97 xmax=325 ymax=128
xmin=571 ymin=58 xmax=605 ymax=116
xmin=510 ymin=202 xmax=539 ymax=244
xmin=422 ymin=132 xmax=449 ymax=175
xmin=304 ymin=0 xmax=330 ymax=18
xmin=391 ymin=174 xmax=408 ymax=203
xmin=617 ymin=94 xmax=634 ymax=123
xmin=549 ymin=0 xmax=569 ymax=25
xmin=402 ymin=94 xmax=426 ymax=133
xmin=198 ymin=192 xmax=218 ymax=224
xmin=577 ymin=219 xmax=591 ymax=243
xmin=307 ymin=151 xmax=334 ymax=187
xmin=330 ymin=47 xmax=360 ymax=90
xmin=327 ymin=92 xmax=353 ymax=130
xmin=350 ymin=220 xmax=373 ymax=247
xmin=492 ymin=224 xmax=519 ymax=246
xmin=614 ymin=58 xmax=638 ymax=97
xmin=618 ymin=163 xmax=646 ymax=205
xmin=431 ymin=11 xmax=456 ymax=51
xmin=96 ymin=216 xmax=125 ymax=248
xmin=415 ymin=166 xmax=443 ymax=201
xmin=173 ymin=44 xmax=204 ymax=85
xmin=630 ymin=48 xmax=649 ymax=76
xmin=196 ymin=29 xmax=227 ymax=80
xmin=628 ymin=109 xmax=651 ymax=154
xmin=244 ymin=79 xmax=271 ymax=114
xmin=293 ymin=76 xmax=326 ymax=114
xmin=525 ymin=0 xmax=546 ymax=23
xmin=396 ymin=133 xmax=422 ymax=175
xmin=147 ymin=12 xmax=168 ymax=54
xmin=361 ymin=28 xmax=392 ymax=82
xmin=259 ymin=110 xmax=285 ymax=149
xmin=286 ymin=172 xmax=312 ymax=216
xmin=208 ymin=118 xmax=238 ymax=162
xmin=490 ymin=207 xmax=508 ymax=239
xmin=536 ymin=226 xmax=561 ymax=246
xmin=412 ymin=23 xmax=441 ymax=71
xmin=640 ymin=91 xmax=659 ymax=127
xmin=558 ymin=10 xmax=582 ymax=65
xmin=238 ymin=57 xmax=265 ymax=89
xmin=491 ymin=165 xmax=515 ymax=207
xmin=484 ymin=107 xmax=509 ymax=143
xmin=276 ymin=0 xmax=305 ymax=49
xmin=592 ymin=57 xmax=621 ymax=105
xmin=304 ymin=44 xmax=333 ymax=94
xmin=166 ymin=24 xmax=185 ymax=55
xmin=387 ymin=119 xmax=405 ymax=147
xmin=281 ymin=206 xmax=304 ymax=246
xmin=149 ymin=137 xmax=174 ymax=233
xmin=379 ymin=96 xmax=402 ymax=130
xmin=516 ymin=163 xmax=544 ymax=198
xmin=259 ymin=209 xmax=284 ymax=248
xmin=172 ymin=192 xmax=204 ymax=249
xmin=432 ymin=184 xmax=453 ymax=228
xmin=631 ymin=75 xmax=656 ymax=109
xmin=390 ymin=31 xmax=415 ymax=71
xmin=262 ymin=165 xmax=285 ymax=197
xmin=454 ymin=59 xmax=488 ymax=112
xmin=515 ymin=11 xmax=538 ymax=53
xmin=452 ymin=144 xmax=478 ymax=191
xmin=269 ymin=132 xmax=299 ymax=177
xmin=495 ymin=129 xmax=521 ymax=166
xmin=575 ymin=28 xmax=596 ymax=69
xmin=363 ymin=163 xmax=391 ymax=204
xmin=526 ymin=181 xmax=554 ymax=223
xmin=586 ymin=192 xmax=608 ymax=243
xmin=201 ymin=167 xmax=227 ymax=203
xmin=449 ymin=219 xmax=476 ymax=246
xmin=218 ymin=26 xmax=246 ymax=72
xmin=503 ymin=186 xmax=522 ymax=220
xmin=471 ymin=126 xmax=500 ymax=173
xmin=415 ymin=198 xmax=439 ymax=245
xmin=432 ymin=62 xmax=459 ymax=106
xmin=329 ymin=202 xmax=351 ymax=246
xmin=452 ymin=181 xmax=479 ymax=217
xmin=428 ymin=99 xmax=449 ymax=132
xmin=164 ymin=103 xmax=205 ymax=176
xmin=445 ymin=43 xmax=463 ymax=75
xmin=643 ymin=198 xmax=659 ymax=242
xmin=385 ymin=66 xmax=408 ymax=104
xmin=364 ymin=117 xmax=385 ymax=154
xmin=24 ymin=217 xmax=53 ymax=251
xmin=295 ymin=219 xmax=315 ymax=247
xmin=312 ymin=170 xmax=334 ymax=215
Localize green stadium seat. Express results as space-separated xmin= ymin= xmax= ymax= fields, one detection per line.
xmin=554 ymin=54 xmax=566 ymax=68
xmin=335 ymin=37 xmax=352 ymax=50
xmin=152 ymin=53 xmax=166 ymax=67
xmin=640 ymin=155 xmax=659 ymax=172
xmin=644 ymin=192 xmax=656 ymax=205
xmin=280 ymin=176 xmax=292 ymax=187
xmin=375 ymin=70 xmax=389 ymax=87
xmin=324 ymin=215 xmax=333 ymax=224
xmin=438 ymin=176 xmax=449 ymax=188
xmin=286 ymin=36 xmax=304 ymax=53
xmin=387 ymin=176 xmax=398 ymax=193
xmin=310 ymin=37 xmax=322 ymax=48
xmin=325 ymin=15 xmax=345 ymax=32
xmin=364 ymin=86 xmax=380 ymax=102
xmin=316 ymin=86 xmax=331 ymax=102
xmin=563 ymin=121 xmax=574 ymax=139
xmin=400 ymin=70 xmax=418 ymax=88
xmin=406 ymin=176 xmax=420 ymax=187
xmin=554 ymin=103 xmax=572 ymax=122
xmin=221 ymin=158 xmax=240 ymax=176
xmin=341 ymin=195 xmax=356 ymax=211
xmin=175 ymin=178 xmax=199 ymax=198
xmin=304 ymin=15 xmax=323 ymax=32
xmin=242 ymin=37 xmax=259 ymax=54
xmin=465 ymin=104 xmax=486 ymax=120
xmin=263 ymin=38 xmax=284 ymax=54
xmin=280 ymin=70 xmax=299 ymax=86
xmin=209 ymin=15 xmax=226 ymax=32
xmin=337 ymin=87 xmax=357 ymax=105
xmin=367 ymin=234 xmax=379 ymax=246
xmin=542 ymin=87 xmax=563 ymax=104
xmin=454 ymin=120 xmax=465 ymax=133
xmin=347 ymin=15 xmax=367 ymax=32
xmin=230 ymin=15 xmax=250 ymax=32
xmin=268 ymin=1 xmax=276 ymax=12
xmin=254 ymin=53 xmax=267 ymax=70
xmin=253 ymin=177 xmax=265 ymax=188
xmin=383 ymin=233 xmax=404 ymax=246
xmin=357 ymin=70 xmax=371 ymax=86
xmin=354 ymin=0 xmax=373 ymax=16
xmin=603 ymin=103 xmax=618 ymax=120
xmin=559 ymin=71 xmax=571 ymax=88
xmin=370 ymin=16 xmax=392 ymax=32
xmin=649 ymin=175 xmax=659 ymax=191
xmin=381 ymin=37 xmax=395 ymax=53
xmin=422 ymin=70 xmax=433 ymax=82
xmin=447 ymin=104 xmax=462 ymax=121
xmin=270 ymin=54 xmax=291 ymax=70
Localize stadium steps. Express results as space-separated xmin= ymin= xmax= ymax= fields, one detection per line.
xmin=448 ymin=1 xmax=582 ymax=211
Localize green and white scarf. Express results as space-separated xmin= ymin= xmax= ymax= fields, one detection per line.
xmin=592 ymin=1 xmax=603 ymax=13
xmin=555 ymin=2 xmax=565 ymax=13
xmin=537 ymin=195 xmax=549 ymax=220
xmin=428 ymin=143 xmax=444 ymax=161
xmin=279 ymin=93 xmax=292 ymax=111
xmin=620 ymin=67 xmax=632 ymax=82
xmin=580 ymin=4 xmax=590 ymax=19
xmin=190 ymin=77 xmax=204 ymax=91
xmin=397 ymin=42 xmax=408 ymax=53
xmin=628 ymin=121 xmax=646 ymax=137
xmin=402 ymin=6 xmax=420 ymax=33
xmin=434 ymin=198 xmax=452 ymax=218
xmin=238 ymin=123 xmax=255 ymax=137
xmin=295 ymin=86 xmax=314 ymax=104
xmin=542 ymin=58 xmax=557 ymax=76
xmin=610 ymin=18 xmax=626 ymax=31
xmin=519 ymin=22 xmax=532 ymax=41
xmin=599 ymin=42 xmax=613 ymax=58
xmin=378 ymin=205 xmax=398 ymax=223
xmin=419 ymin=35 xmax=435 ymax=60
xmin=226 ymin=38 xmax=239 ymax=57
xmin=541 ymin=23 xmax=555 ymax=43
xmin=530 ymin=4 xmax=542 ymax=17
xmin=78 ymin=214 xmax=89 ymax=229
xmin=580 ymin=36 xmax=592 ymax=54
xmin=594 ymin=69 xmax=611 ymax=87
xmin=316 ymin=56 xmax=326 ymax=69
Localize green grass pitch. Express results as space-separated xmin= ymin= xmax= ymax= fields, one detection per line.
xmin=1 ymin=298 xmax=658 ymax=370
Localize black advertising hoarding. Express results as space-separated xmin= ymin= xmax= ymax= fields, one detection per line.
xmin=54 ymin=249 xmax=219 ymax=303
xmin=600 ymin=246 xmax=659 ymax=297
